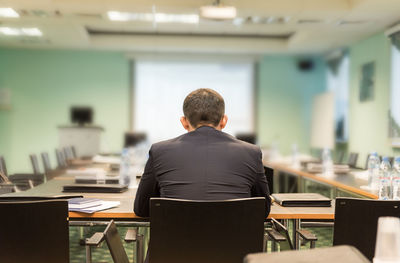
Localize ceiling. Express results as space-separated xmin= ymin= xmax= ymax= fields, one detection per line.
xmin=0 ymin=0 xmax=400 ymax=54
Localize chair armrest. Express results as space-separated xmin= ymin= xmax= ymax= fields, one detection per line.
xmin=86 ymin=232 xmax=105 ymax=246
xmin=124 ymin=228 xmax=137 ymax=243
xmin=296 ymin=229 xmax=317 ymax=242
xmin=265 ymin=229 xmax=286 ymax=242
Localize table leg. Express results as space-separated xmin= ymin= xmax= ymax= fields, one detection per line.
xmin=293 ymin=219 xmax=300 ymax=250
xmin=136 ymin=233 xmax=144 ymax=263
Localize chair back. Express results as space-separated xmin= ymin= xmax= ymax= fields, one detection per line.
xmin=56 ymin=149 xmax=68 ymax=168
xmin=41 ymin=152 xmax=52 ymax=172
xmin=71 ymin=146 xmax=78 ymax=158
xmin=347 ymin=152 xmax=359 ymax=168
xmin=149 ymin=197 xmax=265 ymax=263
xmin=270 ymin=218 xmax=293 ymax=250
xmin=0 ymin=155 xmax=8 ymax=177
xmin=333 ymin=198 xmax=400 ymax=260
xmin=63 ymin=147 xmax=74 ymax=161
xmin=30 ymin=154 xmax=41 ymax=174
xmin=0 ymin=199 xmax=69 ymax=263
xmin=104 ymin=220 xmax=130 ymax=263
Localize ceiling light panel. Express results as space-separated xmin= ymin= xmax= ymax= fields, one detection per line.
xmin=107 ymin=11 xmax=199 ymax=24
xmin=0 ymin=8 xmax=19 ymax=18
xmin=200 ymin=6 xmax=237 ymax=20
xmin=0 ymin=27 xmax=42 ymax=36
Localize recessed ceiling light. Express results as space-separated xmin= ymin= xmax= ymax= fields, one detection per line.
xmin=0 ymin=27 xmax=42 ymax=36
xmin=200 ymin=5 xmax=236 ymax=20
xmin=107 ymin=11 xmax=199 ymax=24
xmin=0 ymin=8 xmax=19 ymax=18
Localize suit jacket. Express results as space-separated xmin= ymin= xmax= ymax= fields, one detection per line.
xmin=134 ymin=126 xmax=271 ymax=217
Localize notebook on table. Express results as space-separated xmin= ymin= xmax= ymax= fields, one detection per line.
xmin=272 ymin=193 xmax=331 ymax=207
xmin=62 ymin=184 xmax=128 ymax=193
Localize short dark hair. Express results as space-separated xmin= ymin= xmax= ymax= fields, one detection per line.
xmin=183 ymin=88 xmax=225 ymax=128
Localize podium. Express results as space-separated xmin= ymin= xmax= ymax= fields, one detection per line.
xmin=58 ymin=125 xmax=103 ymax=157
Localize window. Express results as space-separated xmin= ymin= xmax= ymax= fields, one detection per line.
xmin=390 ymin=33 xmax=400 ymax=146
xmin=133 ymin=60 xmax=254 ymax=143
xmin=326 ymin=53 xmax=350 ymax=142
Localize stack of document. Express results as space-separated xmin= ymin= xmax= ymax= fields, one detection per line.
xmin=67 ymin=167 xmax=107 ymax=176
xmin=68 ymin=198 xmax=120 ymax=214
xmin=306 ymin=163 xmax=350 ymax=174
xmin=92 ymin=155 xmax=121 ymax=165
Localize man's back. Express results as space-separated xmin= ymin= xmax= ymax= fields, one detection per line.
xmin=134 ymin=126 xmax=270 ymax=217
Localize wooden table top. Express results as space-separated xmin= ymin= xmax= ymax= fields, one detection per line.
xmin=4 ymin=173 xmax=335 ymax=220
xmin=266 ymin=161 xmax=378 ymax=199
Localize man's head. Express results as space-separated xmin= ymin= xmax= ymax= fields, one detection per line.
xmin=180 ymin=88 xmax=228 ymax=132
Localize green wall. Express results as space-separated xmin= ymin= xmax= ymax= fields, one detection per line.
xmin=257 ymin=56 xmax=327 ymax=154
xmin=348 ymin=33 xmax=400 ymax=167
xmin=0 ymin=49 xmax=130 ymax=173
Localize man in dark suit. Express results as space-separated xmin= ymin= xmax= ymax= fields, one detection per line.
xmin=134 ymin=88 xmax=271 ymax=217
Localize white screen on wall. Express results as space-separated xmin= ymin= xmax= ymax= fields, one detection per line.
xmin=133 ymin=60 xmax=254 ymax=143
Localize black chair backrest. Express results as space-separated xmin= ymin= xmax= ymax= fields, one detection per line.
xmin=149 ymin=197 xmax=265 ymax=263
xmin=0 ymin=200 xmax=69 ymax=263
xmin=333 ymin=198 xmax=400 ymax=260
xmin=56 ymin=149 xmax=67 ymax=168
xmin=30 ymin=154 xmax=41 ymax=174
xmin=41 ymin=152 xmax=52 ymax=172
xmin=0 ymin=155 xmax=8 ymax=177
xmin=264 ymin=166 xmax=273 ymax=194
xmin=104 ymin=220 xmax=130 ymax=263
xmin=347 ymin=152 xmax=359 ymax=168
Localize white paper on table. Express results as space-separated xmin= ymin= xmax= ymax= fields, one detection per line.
xmin=351 ymin=170 xmax=369 ymax=180
xmin=92 ymin=155 xmax=121 ymax=165
xmin=66 ymin=168 xmax=107 ymax=176
xmin=69 ymin=201 xmax=121 ymax=214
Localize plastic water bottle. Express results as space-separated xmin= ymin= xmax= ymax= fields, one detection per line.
xmin=119 ymin=148 xmax=131 ymax=186
xmin=322 ymin=148 xmax=334 ymax=176
xmin=392 ymin=157 xmax=400 ymax=200
xmin=368 ymin=152 xmax=380 ymax=190
xmin=291 ymin=143 xmax=300 ymax=168
xmin=378 ymin=157 xmax=392 ymax=200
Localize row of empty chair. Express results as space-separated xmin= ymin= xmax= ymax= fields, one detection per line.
xmin=0 ymin=146 xmax=77 ymax=193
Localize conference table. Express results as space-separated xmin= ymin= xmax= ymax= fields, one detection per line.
xmin=4 ymin=169 xmax=335 ymax=255
xmin=265 ymin=161 xmax=379 ymax=199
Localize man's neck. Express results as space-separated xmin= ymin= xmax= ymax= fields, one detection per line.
xmin=189 ymin=124 xmax=219 ymax=132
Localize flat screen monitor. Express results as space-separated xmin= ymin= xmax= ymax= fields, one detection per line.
xmin=124 ymin=132 xmax=147 ymax=148
xmin=71 ymin=107 xmax=93 ymax=126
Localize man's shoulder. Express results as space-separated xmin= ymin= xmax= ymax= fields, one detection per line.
xmin=150 ymin=134 xmax=186 ymax=152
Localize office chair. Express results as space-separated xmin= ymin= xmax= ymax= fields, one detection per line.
xmin=265 ymin=218 xmax=317 ymax=252
xmin=56 ymin=148 xmax=68 ymax=168
xmin=0 ymin=171 xmax=15 ymax=194
xmin=336 ymin=151 xmax=345 ymax=164
xmin=71 ymin=145 xmax=78 ymax=158
xmin=85 ymin=220 xmax=142 ymax=263
xmin=41 ymin=152 xmax=52 ymax=172
xmin=149 ymin=197 xmax=265 ymax=263
xmin=0 ymin=155 xmax=8 ymax=177
xmin=333 ymin=197 xmax=400 ymax=261
xmin=30 ymin=154 xmax=41 ymax=174
xmin=0 ymin=156 xmax=43 ymax=191
xmin=0 ymin=199 xmax=69 ymax=263
xmin=64 ymin=146 xmax=75 ymax=162
xmin=347 ymin=152 xmax=359 ymax=168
